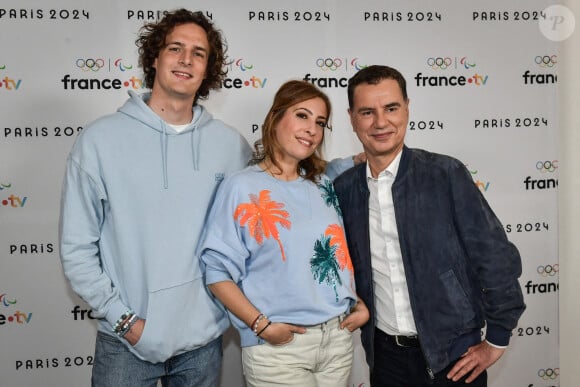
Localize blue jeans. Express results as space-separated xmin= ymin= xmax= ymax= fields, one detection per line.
xmin=91 ymin=331 xmax=222 ymax=387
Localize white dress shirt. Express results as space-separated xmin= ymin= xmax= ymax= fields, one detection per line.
xmin=367 ymin=150 xmax=417 ymax=336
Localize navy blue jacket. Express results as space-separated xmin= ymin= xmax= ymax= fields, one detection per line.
xmin=334 ymin=146 xmax=525 ymax=374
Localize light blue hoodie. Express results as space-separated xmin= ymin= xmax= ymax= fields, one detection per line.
xmin=59 ymin=90 xmax=252 ymax=363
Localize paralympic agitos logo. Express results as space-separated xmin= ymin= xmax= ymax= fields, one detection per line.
xmin=61 ymin=57 xmax=144 ymax=91
xmin=221 ymin=57 xmax=267 ymax=89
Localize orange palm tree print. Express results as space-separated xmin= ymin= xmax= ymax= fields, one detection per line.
xmin=325 ymin=224 xmax=354 ymax=274
xmin=325 ymin=224 xmax=355 ymax=290
xmin=234 ymin=190 xmax=291 ymax=261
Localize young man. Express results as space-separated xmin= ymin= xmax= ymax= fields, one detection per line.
xmin=59 ymin=9 xmax=252 ymax=386
xmin=334 ymin=65 xmax=525 ymax=386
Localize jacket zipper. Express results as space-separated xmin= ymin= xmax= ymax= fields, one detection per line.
xmin=426 ymin=367 xmax=435 ymax=380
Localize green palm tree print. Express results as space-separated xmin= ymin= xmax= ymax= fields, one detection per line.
xmin=310 ymin=234 xmax=342 ymax=302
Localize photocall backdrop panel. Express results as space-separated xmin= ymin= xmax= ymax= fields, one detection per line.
xmin=0 ymin=1 xmax=561 ymax=386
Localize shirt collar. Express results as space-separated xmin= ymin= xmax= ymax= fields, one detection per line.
xmin=366 ymin=149 xmax=403 ymax=181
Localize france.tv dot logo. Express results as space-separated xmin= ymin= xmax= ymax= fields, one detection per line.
xmin=0 ymin=293 xmax=32 ymax=326
xmin=1 ymin=182 xmax=28 ymax=208
xmin=0 ymin=65 xmax=23 ymax=91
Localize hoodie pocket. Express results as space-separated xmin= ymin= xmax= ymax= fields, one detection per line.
xmin=132 ymin=276 xmax=228 ymax=363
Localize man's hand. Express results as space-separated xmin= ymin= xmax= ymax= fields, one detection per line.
xmin=353 ymin=152 xmax=367 ymax=165
xmin=447 ymin=341 xmax=505 ymax=383
xmin=124 ymin=318 xmax=146 ymax=346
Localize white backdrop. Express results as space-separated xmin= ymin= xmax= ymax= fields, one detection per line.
xmin=0 ymin=1 xmax=562 ymax=386
xmin=558 ymin=1 xmax=580 ymax=386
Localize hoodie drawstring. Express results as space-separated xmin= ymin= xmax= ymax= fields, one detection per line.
xmin=159 ymin=120 xmax=201 ymax=189
xmin=160 ymin=121 xmax=169 ymax=189
xmin=191 ymin=128 xmax=200 ymax=171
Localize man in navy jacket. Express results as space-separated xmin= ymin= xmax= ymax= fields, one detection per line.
xmin=334 ymin=65 xmax=525 ymax=386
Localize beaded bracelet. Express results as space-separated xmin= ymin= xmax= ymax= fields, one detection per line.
xmin=256 ymin=321 xmax=272 ymax=337
xmin=252 ymin=314 xmax=267 ymax=334
xmin=112 ymin=310 xmax=134 ymax=335
xmin=250 ymin=313 xmax=263 ymax=331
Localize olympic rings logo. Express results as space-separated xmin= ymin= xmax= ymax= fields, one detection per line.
xmin=537 ymin=264 xmax=559 ymax=277
xmin=535 ymin=55 xmax=557 ymax=68
xmin=76 ymin=58 xmax=105 ymax=72
xmin=316 ymin=57 xmax=343 ymax=71
xmin=536 ymin=160 xmax=558 ymax=173
xmin=537 ymin=368 xmax=559 ymax=380
xmin=427 ymin=57 xmax=452 ymax=69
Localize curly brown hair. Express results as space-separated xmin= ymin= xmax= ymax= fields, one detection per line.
xmin=135 ymin=9 xmax=227 ymax=105
xmin=256 ymin=80 xmax=331 ymax=183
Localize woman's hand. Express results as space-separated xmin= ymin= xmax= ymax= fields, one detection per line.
xmin=340 ymin=299 xmax=370 ymax=332
xmin=258 ymin=322 xmax=306 ymax=345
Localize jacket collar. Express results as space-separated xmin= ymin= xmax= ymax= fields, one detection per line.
xmin=396 ymin=145 xmax=410 ymax=183
xmin=357 ymin=145 xmax=410 ymax=190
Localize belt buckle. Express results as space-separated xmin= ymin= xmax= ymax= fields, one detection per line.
xmin=395 ymin=335 xmax=417 ymax=347
xmin=395 ymin=335 xmax=409 ymax=347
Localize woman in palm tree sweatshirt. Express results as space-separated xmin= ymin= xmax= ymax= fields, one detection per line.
xmin=200 ymin=80 xmax=369 ymax=387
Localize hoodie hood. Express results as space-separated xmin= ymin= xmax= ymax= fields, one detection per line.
xmin=118 ymin=90 xmax=211 ymax=188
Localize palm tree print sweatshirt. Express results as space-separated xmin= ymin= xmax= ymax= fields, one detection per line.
xmin=200 ymin=164 xmax=357 ymax=347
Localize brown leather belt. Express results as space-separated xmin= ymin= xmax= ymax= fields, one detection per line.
xmin=375 ymin=328 xmax=420 ymax=348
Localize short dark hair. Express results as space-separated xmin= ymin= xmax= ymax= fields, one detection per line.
xmin=347 ymin=65 xmax=408 ymax=109
xmin=135 ymin=9 xmax=227 ymax=105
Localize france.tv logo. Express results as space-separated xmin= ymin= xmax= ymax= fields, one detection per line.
xmin=222 ymin=57 xmax=267 ymax=89
xmin=0 ymin=293 xmax=32 ymax=326
xmin=0 ymin=65 xmax=22 ymax=91
xmin=467 ymin=165 xmax=490 ymax=192
xmin=1 ymin=182 xmax=27 ymax=208
xmin=61 ymin=57 xmax=144 ymax=90
xmin=416 ymin=56 xmax=488 ymax=87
